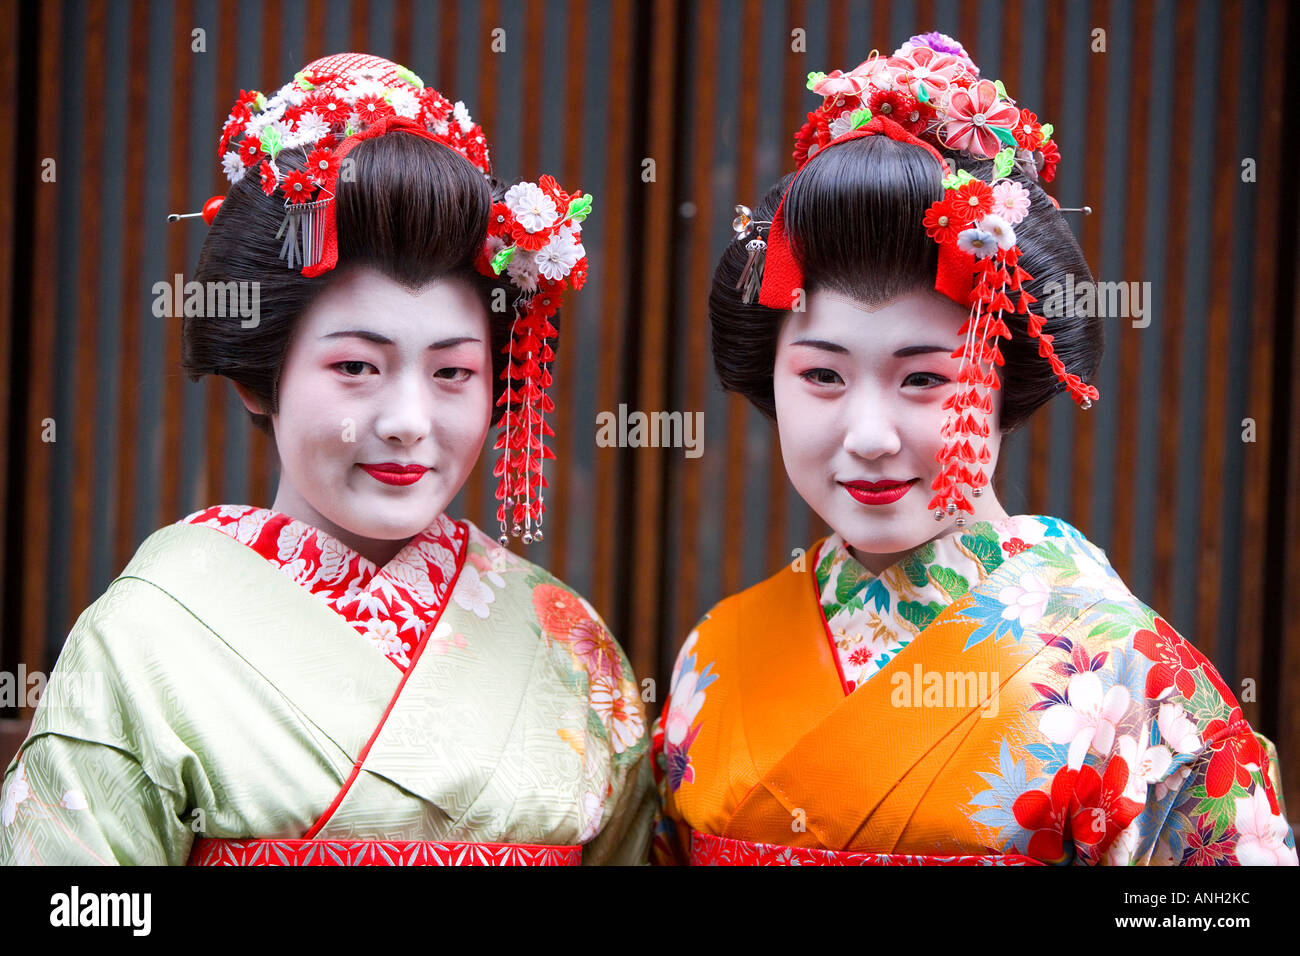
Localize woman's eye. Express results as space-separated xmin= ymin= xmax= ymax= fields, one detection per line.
xmin=904 ymin=372 xmax=950 ymax=388
xmin=434 ymin=367 xmax=472 ymax=382
xmin=800 ymin=368 xmax=844 ymax=386
xmin=333 ymin=361 xmax=377 ymax=376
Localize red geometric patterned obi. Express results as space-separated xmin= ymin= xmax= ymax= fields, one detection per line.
xmin=689 ymin=831 xmax=1046 ymax=866
xmin=188 ymin=838 xmax=583 ymax=866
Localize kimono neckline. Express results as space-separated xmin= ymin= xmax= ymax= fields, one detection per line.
xmin=821 ymin=513 xmax=1064 ymax=579
xmin=813 ymin=513 xmax=1085 ymax=694
xmin=183 ymin=503 xmax=462 ymax=576
xmin=179 ymin=504 xmax=469 ymax=671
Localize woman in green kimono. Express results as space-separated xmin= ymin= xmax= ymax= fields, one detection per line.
xmin=1 ymin=54 xmax=653 ymax=866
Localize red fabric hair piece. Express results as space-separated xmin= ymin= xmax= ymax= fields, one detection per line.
xmin=757 ymin=114 xmax=976 ymax=311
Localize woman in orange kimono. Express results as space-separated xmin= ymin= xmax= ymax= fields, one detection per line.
xmin=651 ymin=33 xmax=1295 ymax=867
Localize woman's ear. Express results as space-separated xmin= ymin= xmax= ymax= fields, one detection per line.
xmin=231 ymin=380 xmax=266 ymax=417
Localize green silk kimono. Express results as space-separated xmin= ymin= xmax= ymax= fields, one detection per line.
xmin=0 ymin=511 xmax=653 ymax=865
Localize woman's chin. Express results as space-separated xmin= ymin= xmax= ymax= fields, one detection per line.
xmin=828 ymin=511 xmax=938 ymax=555
xmin=336 ymin=497 xmax=448 ymax=540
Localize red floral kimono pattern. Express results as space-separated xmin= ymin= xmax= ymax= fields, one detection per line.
xmin=183 ymin=504 xmax=467 ymax=671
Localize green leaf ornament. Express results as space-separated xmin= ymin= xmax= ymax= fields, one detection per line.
xmin=992 ymin=124 xmax=1018 ymax=149
xmin=491 ymin=245 xmax=517 ymax=275
xmin=994 ymin=147 xmax=1015 ymax=179
xmin=566 ymin=194 xmax=593 ymax=224
xmin=259 ymin=125 xmax=282 ymax=159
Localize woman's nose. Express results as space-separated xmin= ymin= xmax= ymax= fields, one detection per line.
xmin=841 ymin=391 xmax=903 ymax=460
xmin=373 ymin=372 xmax=435 ymax=444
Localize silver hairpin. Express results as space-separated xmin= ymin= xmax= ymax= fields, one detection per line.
xmin=275 ymin=186 xmax=335 ymax=271
xmin=732 ymin=205 xmax=772 ymax=305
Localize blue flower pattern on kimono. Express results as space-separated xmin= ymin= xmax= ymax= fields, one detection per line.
xmin=961 ymin=525 xmax=1297 ymax=866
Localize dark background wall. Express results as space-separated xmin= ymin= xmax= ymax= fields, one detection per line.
xmin=2 ymin=0 xmax=1297 ymax=805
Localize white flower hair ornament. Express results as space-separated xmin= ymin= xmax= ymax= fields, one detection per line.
xmin=169 ymin=53 xmax=592 ymax=546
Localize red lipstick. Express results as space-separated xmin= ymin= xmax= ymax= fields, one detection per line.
xmin=360 ymin=462 xmax=428 ymax=487
xmin=841 ymin=478 xmax=918 ymax=505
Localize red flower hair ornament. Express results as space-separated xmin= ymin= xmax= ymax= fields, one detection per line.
xmin=733 ymin=33 xmax=1097 ymax=527
xmin=170 ymin=53 xmax=593 ymax=546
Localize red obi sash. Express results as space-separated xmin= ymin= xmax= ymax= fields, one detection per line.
xmin=689 ymin=831 xmax=1045 ymax=866
xmin=188 ymin=838 xmax=582 ymax=866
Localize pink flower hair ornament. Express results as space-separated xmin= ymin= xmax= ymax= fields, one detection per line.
xmin=734 ymin=33 xmax=1097 ymax=528
xmin=169 ymin=53 xmax=592 ymax=545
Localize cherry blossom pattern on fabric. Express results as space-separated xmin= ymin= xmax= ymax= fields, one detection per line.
xmin=1 ymin=758 xmax=91 ymax=839
xmin=530 ymin=577 xmax=646 ymax=760
xmin=182 ymin=505 xmax=466 ymax=671
xmin=653 ymin=628 xmax=718 ymax=794
xmin=814 ymin=515 xmax=1082 ymax=693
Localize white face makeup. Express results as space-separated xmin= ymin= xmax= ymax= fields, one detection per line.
xmin=773 ymin=287 xmax=1009 ymax=575
xmin=236 ymin=266 xmax=493 ymax=568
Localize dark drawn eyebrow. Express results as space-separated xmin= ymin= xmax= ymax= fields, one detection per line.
xmin=791 ymin=339 xmax=952 ymax=358
xmin=892 ymin=345 xmax=953 ymax=357
xmin=790 ymin=338 xmax=849 ymax=354
xmin=320 ymin=330 xmax=482 ymax=350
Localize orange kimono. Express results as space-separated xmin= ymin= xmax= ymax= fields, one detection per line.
xmin=651 ymin=514 xmax=1296 ymax=866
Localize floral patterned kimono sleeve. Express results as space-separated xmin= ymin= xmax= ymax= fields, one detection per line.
xmin=1 ymin=583 xmax=202 ymax=865
xmin=649 ymin=620 xmax=716 ymax=866
xmin=650 ymin=716 xmax=690 ymax=866
xmin=2 ymin=734 xmax=192 ymax=865
xmin=1024 ymin=605 xmax=1296 ymax=867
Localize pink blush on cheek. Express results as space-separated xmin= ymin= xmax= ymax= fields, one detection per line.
xmin=294 ymin=369 xmax=354 ymax=404
xmin=274 ymin=371 xmax=361 ymax=450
